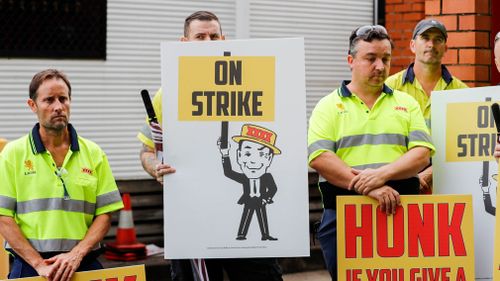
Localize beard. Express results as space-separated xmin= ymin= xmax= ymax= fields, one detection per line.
xmin=42 ymin=117 xmax=68 ymax=132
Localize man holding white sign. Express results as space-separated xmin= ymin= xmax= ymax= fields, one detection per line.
xmin=308 ymin=26 xmax=435 ymax=280
xmin=138 ymin=11 xmax=283 ymax=281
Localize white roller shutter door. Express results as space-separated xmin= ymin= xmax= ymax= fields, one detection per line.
xmin=0 ymin=0 xmax=373 ymax=179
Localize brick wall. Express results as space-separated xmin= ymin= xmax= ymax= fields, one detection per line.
xmin=386 ymin=0 xmax=493 ymax=86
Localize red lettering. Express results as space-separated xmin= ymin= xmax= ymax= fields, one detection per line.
xmin=438 ymin=203 xmax=466 ymax=256
xmin=441 ymin=268 xmax=450 ymax=281
xmin=366 ymin=269 xmax=378 ymax=281
xmin=377 ymin=205 xmax=404 ymax=257
xmin=345 ymin=204 xmax=373 ymax=258
xmin=246 ymin=126 xmax=272 ymax=142
xmin=106 ymin=278 xmax=118 ymax=281
xmin=427 ymin=268 xmax=440 ymax=281
xmin=347 ymin=269 xmax=362 ymax=281
xmin=261 ymin=131 xmax=272 ymax=142
xmin=410 ymin=268 xmax=419 ymax=281
xmin=408 ymin=204 xmax=435 ymax=257
xmin=247 ymin=126 xmax=258 ymax=137
xmin=379 ymin=269 xmax=391 ymax=280
xmin=456 ymin=267 xmax=466 ymax=281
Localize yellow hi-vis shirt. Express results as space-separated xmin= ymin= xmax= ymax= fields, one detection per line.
xmin=0 ymin=124 xmax=123 ymax=252
xmin=385 ymin=63 xmax=468 ymax=128
xmin=308 ymin=82 xmax=435 ymax=208
xmin=137 ymin=88 xmax=163 ymax=148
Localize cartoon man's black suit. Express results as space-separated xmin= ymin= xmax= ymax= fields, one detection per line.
xmin=222 ymin=156 xmax=277 ymax=240
xmin=218 ymin=124 xmax=281 ymax=241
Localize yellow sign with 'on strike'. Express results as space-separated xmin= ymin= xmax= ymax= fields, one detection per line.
xmin=446 ymin=102 xmax=497 ymax=162
xmin=178 ymin=56 xmax=275 ymax=121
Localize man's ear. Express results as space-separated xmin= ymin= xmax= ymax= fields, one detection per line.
xmin=410 ymin=40 xmax=416 ymax=54
xmin=221 ymin=35 xmax=226 ymax=41
xmin=180 ymin=36 xmax=189 ymax=42
xmin=27 ymin=99 xmax=37 ymax=113
xmin=347 ymin=54 xmax=354 ymax=70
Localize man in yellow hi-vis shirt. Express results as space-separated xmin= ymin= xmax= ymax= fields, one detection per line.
xmin=137 ymin=11 xmax=283 ymax=281
xmin=308 ymin=25 xmax=435 ymax=280
xmin=385 ymin=19 xmax=468 ymax=193
xmin=0 ymin=70 xmax=123 ymax=280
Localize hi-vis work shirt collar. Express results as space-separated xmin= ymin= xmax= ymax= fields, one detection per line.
xmin=30 ymin=123 xmax=80 ymax=154
xmin=401 ymin=63 xmax=453 ymax=85
xmin=339 ymin=80 xmax=394 ymax=97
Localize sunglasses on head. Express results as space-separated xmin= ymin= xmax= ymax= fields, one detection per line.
xmin=355 ymin=25 xmax=388 ymax=37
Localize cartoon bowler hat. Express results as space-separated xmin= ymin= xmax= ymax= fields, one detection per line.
xmin=232 ymin=124 xmax=281 ymax=155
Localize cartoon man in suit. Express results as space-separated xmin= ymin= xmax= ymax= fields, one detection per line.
xmin=480 ymin=173 xmax=497 ymax=216
xmin=218 ymin=124 xmax=281 ymax=241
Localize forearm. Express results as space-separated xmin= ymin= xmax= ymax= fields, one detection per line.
xmin=378 ymin=147 xmax=430 ymax=181
xmin=310 ymin=151 xmax=354 ymax=189
xmin=0 ymin=216 xmax=44 ymax=268
xmin=71 ymin=214 xmax=111 ymax=258
xmin=140 ymin=144 xmax=160 ymax=178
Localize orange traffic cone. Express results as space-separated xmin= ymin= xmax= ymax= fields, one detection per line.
xmin=105 ymin=193 xmax=146 ymax=261
xmin=116 ymin=193 xmax=138 ymax=245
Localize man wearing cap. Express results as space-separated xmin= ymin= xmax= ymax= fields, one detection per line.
xmin=218 ymin=124 xmax=280 ymax=241
xmin=308 ymin=25 xmax=435 ymax=280
xmin=385 ymin=19 xmax=467 ymax=193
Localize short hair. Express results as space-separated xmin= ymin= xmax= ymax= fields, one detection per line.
xmin=348 ymin=26 xmax=394 ymax=57
xmin=29 ymin=69 xmax=71 ymax=100
xmin=184 ymin=11 xmax=222 ymax=37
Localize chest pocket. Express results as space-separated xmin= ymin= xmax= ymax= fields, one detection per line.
xmin=74 ymin=174 xmax=98 ymax=203
xmin=382 ymin=109 xmax=411 ymax=139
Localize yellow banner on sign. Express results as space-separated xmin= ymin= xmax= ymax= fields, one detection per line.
xmin=446 ymin=102 xmax=497 ymax=162
xmin=337 ymin=195 xmax=475 ymax=281
xmin=178 ymin=56 xmax=275 ymax=121
xmin=0 ymin=265 xmax=146 ymax=281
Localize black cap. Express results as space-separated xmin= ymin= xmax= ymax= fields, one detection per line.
xmin=412 ymin=19 xmax=447 ymax=40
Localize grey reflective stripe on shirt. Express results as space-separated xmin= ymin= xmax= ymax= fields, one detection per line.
xmin=351 ymin=163 xmax=388 ymax=170
xmin=409 ymin=130 xmax=432 ymax=144
xmin=139 ymin=123 xmax=152 ymax=140
xmin=96 ymin=190 xmax=122 ymax=209
xmin=5 ymin=239 xmax=100 ymax=252
xmin=308 ymin=140 xmax=336 ymax=156
xmin=16 ymin=198 xmax=95 ymax=215
xmin=0 ymin=195 xmax=16 ymax=211
xmin=338 ymin=134 xmax=408 ymax=149
xmin=308 ymin=134 xmax=408 ymax=157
